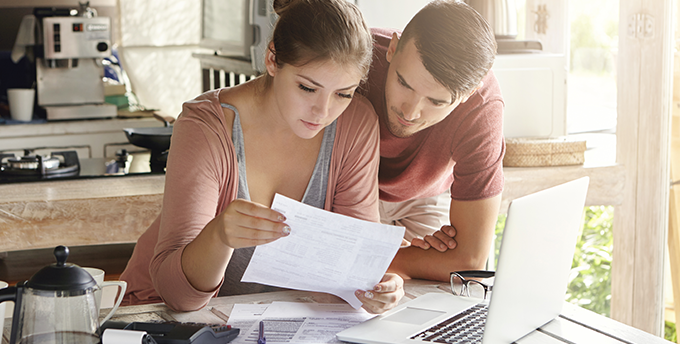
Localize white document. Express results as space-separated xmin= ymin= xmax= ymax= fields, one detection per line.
xmin=223 ymin=302 xmax=375 ymax=344
xmin=224 ymin=304 xmax=270 ymax=344
xmin=241 ymin=194 xmax=405 ymax=309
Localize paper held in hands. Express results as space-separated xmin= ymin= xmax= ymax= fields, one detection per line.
xmin=241 ymin=194 xmax=405 ymax=309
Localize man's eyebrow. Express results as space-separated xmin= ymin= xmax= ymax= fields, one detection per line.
xmin=396 ymin=71 xmax=413 ymax=90
xmin=298 ymin=75 xmax=359 ymax=91
xmin=429 ymin=95 xmax=454 ymax=105
xmin=398 ymin=71 xmax=453 ymax=104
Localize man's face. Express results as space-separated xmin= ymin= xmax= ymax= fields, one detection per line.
xmin=383 ymin=35 xmax=467 ymax=138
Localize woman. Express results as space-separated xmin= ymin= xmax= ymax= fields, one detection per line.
xmin=120 ymin=0 xmax=404 ymax=314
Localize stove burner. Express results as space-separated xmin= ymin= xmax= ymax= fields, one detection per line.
xmin=0 ymin=150 xmax=80 ymax=179
xmin=7 ymin=155 xmax=61 ymax=170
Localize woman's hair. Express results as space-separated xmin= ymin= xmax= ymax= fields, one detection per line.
xmin=265 ymin=0 xmax=373 ymax=81
xmin=398 ymin=0 xmax=497 ymax=102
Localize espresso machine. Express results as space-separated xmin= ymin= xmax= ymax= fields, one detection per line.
xmin=34 ymin=4 xmax=116 ymax=120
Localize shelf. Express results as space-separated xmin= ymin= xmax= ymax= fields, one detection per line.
xmin=0 ymin=0 xmax=115 ymax=8
xmin=501 ymin=132 xmax=622 ymax=213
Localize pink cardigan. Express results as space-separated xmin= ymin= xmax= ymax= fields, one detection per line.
xmin=120 ymin=89 xmax=380 ymax=311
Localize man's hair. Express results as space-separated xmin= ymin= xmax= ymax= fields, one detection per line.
xmin=399 ymin=0 xmax=497 ymax=101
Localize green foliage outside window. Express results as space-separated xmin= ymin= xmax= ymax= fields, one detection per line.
xmin=567 ymin=206 xmax=613 ymax=316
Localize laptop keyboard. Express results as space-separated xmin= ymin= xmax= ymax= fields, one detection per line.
xmin=410 ymin=304 xmax=488 ymax=343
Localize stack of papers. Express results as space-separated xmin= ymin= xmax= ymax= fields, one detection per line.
xmin=220 ymin=302 xmax=376 ymax=344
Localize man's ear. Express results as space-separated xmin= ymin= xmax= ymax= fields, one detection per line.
xmin=461 ymin=81 xmax=484 ymax=103
xmin=264 ymin=41 xmax=278 ymax=77
xmin=386 ymin=32 xmax=400 ymax=63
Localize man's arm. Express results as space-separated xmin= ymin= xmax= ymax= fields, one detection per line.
xmin=388 ymin=194 xmax=501 ymax=281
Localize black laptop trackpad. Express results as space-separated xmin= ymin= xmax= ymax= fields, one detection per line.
xmin=383 ymin=307 xmax=446 ymax=325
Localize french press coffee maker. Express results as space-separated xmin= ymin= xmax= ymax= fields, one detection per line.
xmin=0 ymin=246 xmax=102 ymax=344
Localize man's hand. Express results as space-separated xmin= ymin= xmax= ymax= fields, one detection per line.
xmin=355 ymin=273 xmax=404 ymax=314
xmin=410 ymin=225 xmax=457 ymax=252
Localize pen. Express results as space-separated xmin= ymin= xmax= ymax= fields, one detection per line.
xmin=258 ymin=320 xmax=266 ymax=344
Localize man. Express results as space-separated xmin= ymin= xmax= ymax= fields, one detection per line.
xmin=362 ymin=0 xmax=505 ymax=282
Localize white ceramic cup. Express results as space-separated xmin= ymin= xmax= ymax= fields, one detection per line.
xmin=0 ymin=281 xmax=7 ymax=333
xmin=7 ymin=88 xmax=35 ymax=122
xmin=83 ymin=267 xmax=127 ymax=325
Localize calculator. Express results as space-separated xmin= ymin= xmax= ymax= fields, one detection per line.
xmin=102 ymin=321 xmax=240 ymax=344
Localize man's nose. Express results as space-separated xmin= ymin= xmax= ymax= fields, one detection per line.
xmin=401 ymin=96 xmax=422 ymax=121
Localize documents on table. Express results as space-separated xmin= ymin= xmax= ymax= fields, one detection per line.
xmin=241 ymin=194 xmax=405 ymax=309
xmin=220 ymin=302 xmax=376 ymax=344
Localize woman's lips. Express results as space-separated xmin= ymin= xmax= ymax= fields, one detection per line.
xmin=302 ymin=120 xmax=322 ymax=131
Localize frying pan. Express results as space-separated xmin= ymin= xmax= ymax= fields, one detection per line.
xmin=123 ymin=114 xmax=174 ymax=152
xmin=123 ymin=126 xmax=173 ymax=151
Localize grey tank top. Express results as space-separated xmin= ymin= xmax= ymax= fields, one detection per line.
xmin=218 ymin=103 xmax=336 ymax=296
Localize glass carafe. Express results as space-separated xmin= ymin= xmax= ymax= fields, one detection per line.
xmin=0 ymin=246 xmax=102 ymax=344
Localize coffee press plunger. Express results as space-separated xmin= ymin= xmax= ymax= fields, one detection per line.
xmin=0 ymin=245 xmax=102 ymax=344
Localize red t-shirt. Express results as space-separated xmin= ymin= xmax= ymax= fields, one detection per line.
xmin=364 ymin=28 xmax=505 ymax=202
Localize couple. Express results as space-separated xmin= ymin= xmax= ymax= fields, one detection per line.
xmin=120 ymin=0 xmax=504 ymax=315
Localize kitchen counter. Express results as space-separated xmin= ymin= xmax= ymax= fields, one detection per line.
xmin=0 ymin=161 xmax=624 ymax=254
xmin=0 ymin=175 xmax=164 ymax=252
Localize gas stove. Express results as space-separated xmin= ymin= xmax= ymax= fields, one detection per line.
xmin=0 ymin=149 xmax=160 ymax=184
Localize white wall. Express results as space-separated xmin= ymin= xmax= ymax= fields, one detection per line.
xmin=117 ymin=0 xmax=204 ymax=118
xmin=115 ymin=0 xmax=434 ymax=118
xmin=357 ymin=0 xmax=432 ymax=30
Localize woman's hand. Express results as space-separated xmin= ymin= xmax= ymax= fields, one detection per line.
xmin=214 ymin=199 xmax=290 ymax=249
xmin=410 ymin=225 xmax=457 ymax=252
xmin=356 ymin=273 xmax=404 ymax=314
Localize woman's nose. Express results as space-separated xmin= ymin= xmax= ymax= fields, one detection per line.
xmin=313 ymin=95 xmax=332 ymax=119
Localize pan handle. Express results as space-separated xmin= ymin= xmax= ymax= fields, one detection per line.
xmin=152 ymin=113 xmax=175 ymax=127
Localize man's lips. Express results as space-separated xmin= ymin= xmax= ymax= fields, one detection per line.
xmin=390 ymin=107 xmax=417 ymax=127
xmin=396 ymin=115 xmax=416 ymax=127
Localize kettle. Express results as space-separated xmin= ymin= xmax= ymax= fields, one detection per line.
xmin=0 ymin=246 xmax=104 ymax=344
xmin=465 ymin=0 xmax=518 ymax=39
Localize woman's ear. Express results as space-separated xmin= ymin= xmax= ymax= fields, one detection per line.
xmin=264 ymin=41 xmax=278 ymax=77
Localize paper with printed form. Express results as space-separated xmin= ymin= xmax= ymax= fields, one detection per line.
xmin=241 ymin=194 xmax=405 ymax=309
xmin=222 ymin=302 xmax=376 ymax=344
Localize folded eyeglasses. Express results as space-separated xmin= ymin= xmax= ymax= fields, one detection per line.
xmin=449 ymin=270 xmax=495 ymax=300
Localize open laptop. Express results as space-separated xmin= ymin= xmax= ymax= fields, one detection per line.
xmin=337 ymin=177 xmax=590 ymax=344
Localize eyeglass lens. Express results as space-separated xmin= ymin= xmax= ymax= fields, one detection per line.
xmin=451 ymin=274 xmax=466 ymax=296
xmin=466 ymin=280 xmax=487 ymax=299
xmin=451 ymin=275 xmax=488 ymax=299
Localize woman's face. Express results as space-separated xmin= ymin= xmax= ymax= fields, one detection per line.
xmin=266 ymin=55 xmax=363 ymax=139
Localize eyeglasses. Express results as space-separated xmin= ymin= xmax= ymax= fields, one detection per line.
xmin=450 ymin=270 xmax=495 ymax=300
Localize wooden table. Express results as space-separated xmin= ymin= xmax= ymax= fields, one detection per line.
xmin=3 ymin=279 xmax=666 ymax=344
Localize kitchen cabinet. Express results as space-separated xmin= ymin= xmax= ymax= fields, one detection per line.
xmin=0 ymin=117 xmax=163 ymax=158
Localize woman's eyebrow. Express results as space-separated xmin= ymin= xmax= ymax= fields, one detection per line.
xmin=298 ymin=74 xmax=359 ymax=91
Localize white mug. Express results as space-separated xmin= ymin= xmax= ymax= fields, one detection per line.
xmin=7 ymin=88 xmax=35 ymax=122
xmin=83 ymin=267 xmax=127 ymax=325
xmin=0 ymin=281 xmax=7 ymax=332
